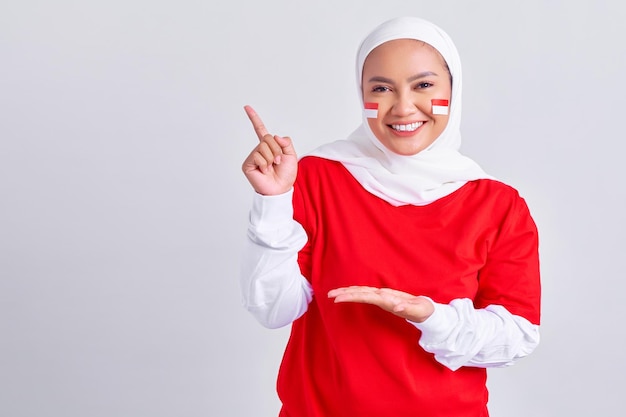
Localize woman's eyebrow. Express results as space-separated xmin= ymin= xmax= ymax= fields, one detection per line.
xmin=367 ymin=76 xmax=395 ymax=84
xmin=367 ymin=71 xmax=439 ymax=84
xmin=407 ymin=71 xmax=439 ymax=82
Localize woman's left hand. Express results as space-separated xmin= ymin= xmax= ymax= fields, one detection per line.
xmin=328 ymin=286 xmax=435 ymax=323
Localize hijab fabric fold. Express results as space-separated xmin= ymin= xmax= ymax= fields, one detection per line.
xmin=306 ymin=16 xmax=493 ymax=206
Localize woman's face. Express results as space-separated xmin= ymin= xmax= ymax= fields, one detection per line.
xmin=362 ymin=39 xmax=452 ymax=156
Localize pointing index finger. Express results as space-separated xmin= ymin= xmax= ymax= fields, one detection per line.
xmin=244 ymin=105 xmax=270 ymax=142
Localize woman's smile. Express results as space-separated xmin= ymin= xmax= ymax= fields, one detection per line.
xmin=389 ymin=121 xmax=425 ymax=134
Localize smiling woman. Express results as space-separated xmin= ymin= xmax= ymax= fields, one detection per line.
xmin=362 ymin=39 xmax=452 ymax=155
xmin=239 ymin=16 xmax=541 ymax=417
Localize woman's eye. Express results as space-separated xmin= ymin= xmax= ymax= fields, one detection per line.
xmin=415 ymin=82 xmax=433 ymax=89
xmin=372 ymin=86 xmax=391 ymax=93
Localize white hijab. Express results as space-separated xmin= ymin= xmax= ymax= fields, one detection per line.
xmin=307 ymin=16 xmax=493 ymax=206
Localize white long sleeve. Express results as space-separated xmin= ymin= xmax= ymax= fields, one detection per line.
xmin=409 ymin=298 xmax=540 ymax=371
xmin=239 ymin=189 xmax=313 ymax=329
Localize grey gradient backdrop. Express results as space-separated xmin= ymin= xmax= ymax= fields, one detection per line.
xmin=1 ymin=1 xmax=624 ymax=416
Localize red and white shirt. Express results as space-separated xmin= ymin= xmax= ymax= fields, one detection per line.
xmin=241 ymin=156 xmax=541 ymax=417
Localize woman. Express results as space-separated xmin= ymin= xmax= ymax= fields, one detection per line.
xmin=240 ymin=16 xmax=541 ymax=417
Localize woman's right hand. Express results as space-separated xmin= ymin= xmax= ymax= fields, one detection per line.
xmin=242 ymin=105 xmax=298 ymax=196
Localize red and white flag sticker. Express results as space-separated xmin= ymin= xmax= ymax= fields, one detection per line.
xmin=431 ymin=99 xmax=449 ymax=115
xmin=364 ymin=102 xmax=378 ymax=118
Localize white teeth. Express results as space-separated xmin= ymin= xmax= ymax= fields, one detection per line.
xmin=391 ymin=122 xmax=423 ymax=132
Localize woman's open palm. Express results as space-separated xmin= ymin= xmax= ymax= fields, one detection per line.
xmin=328 ymin=286 xmax=435 ymax=323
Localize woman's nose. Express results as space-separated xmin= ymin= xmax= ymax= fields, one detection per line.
xmin=391 ymin=93 xmax=418 ymax=117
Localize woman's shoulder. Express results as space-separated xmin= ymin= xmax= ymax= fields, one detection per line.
xmin=298 ymin=154 xmax=345 ymax=172
xmin=294 ymin=156 xmax=352 ymax=191
xmin=472 ymin=178 xmax=523 ymax=198
xmin=463 ymin=179 xmax=529 ymax=210
xmin=468 ymin=179 xmax=533 ymax=219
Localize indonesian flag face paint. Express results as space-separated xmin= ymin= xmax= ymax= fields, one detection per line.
xmin=431 ymin=99 xmax=449 ymax=115
xmin=364 ymin=102 xmax=378 ymax=118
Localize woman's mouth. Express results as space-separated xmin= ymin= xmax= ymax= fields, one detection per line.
xmin=390 ymin=121 xmax=424 ymax=132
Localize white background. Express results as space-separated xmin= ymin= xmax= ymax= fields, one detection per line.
xmin=1 ymin=1 xmax=625 ymax=416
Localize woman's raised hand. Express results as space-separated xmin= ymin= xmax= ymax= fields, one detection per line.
xmin=242 ymin=105 xmax=298 ymax=196
xmin=328 ymin=286 xmax=435 ymax=323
